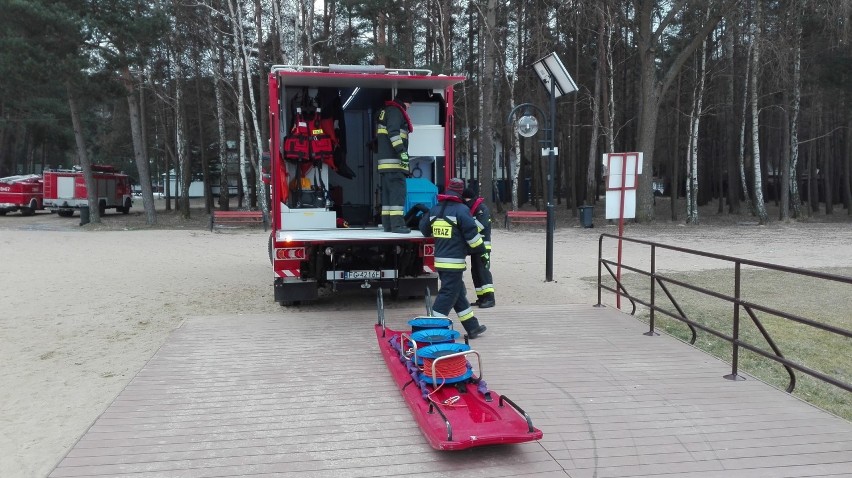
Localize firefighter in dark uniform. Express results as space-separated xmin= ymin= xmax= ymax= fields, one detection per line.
xmin=419 ymin=178 xmax=488 ymax=339
xmin=462 ymin=188 xmax=495 ymax=308
xmin=376 ymin=91 xmax=414 ymax=233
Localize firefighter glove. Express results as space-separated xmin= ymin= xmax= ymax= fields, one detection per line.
xmin=481 ymin=252 xmax=491 ymax=270
xmin=399 ymin=151 xmax=410 ymax=168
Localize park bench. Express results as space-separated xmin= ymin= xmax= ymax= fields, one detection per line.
xmin=210 ymin=210 xmax=267 ymax=232
xmin=505 ymin=210 xmax=548 ymax=230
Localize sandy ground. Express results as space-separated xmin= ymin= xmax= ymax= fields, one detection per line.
xmin=1 ymin=200 xmax=851 ymax=477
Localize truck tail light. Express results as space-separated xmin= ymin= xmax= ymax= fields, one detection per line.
xmin=276 ymin=247 xmax=306 ymax=260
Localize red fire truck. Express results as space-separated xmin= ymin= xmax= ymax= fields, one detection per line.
xmin=267 ymin=64 xmax=465 ymax=305
xmin=0 ymin=174 xmax=44 ymax=216
xmin=43 ymin=165 xmax=133 ymax=217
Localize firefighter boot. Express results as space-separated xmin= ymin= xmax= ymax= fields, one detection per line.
xmin=381 ymin=215 xmax=391 ymax=232
xmin=461 ymin=317 xmax=487 ymax=339
xmin=477 ymin=292 xmax=495 ymax=309
xmin=390 ymin=215 xmax=410 ymax=234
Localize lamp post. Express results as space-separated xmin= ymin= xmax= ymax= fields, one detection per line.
xmin=507 ymin=97 xmax=556 ymax=281
xmin=507 ymin=53 xmax=577 ymax=282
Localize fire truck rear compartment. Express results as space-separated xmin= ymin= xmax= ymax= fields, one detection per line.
xmin=309 ymin=242 xmax=423 ymax=285
xmin=274 ymin=241 xmax=437 ymax=304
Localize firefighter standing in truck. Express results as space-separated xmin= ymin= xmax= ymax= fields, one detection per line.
xmin=419 ymin=178 xmax=488 ymax=339
xmin=376 ymin=91 xmax=414 ymax=233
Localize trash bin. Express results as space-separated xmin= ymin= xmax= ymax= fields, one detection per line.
xmin=79 ymin=206 xmax=90 ymax=226
xmin=578 ymin=205 xmax=594 ymax=228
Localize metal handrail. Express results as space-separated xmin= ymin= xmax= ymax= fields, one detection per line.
xmin=597 ymin=233 xmax=852 ymax=394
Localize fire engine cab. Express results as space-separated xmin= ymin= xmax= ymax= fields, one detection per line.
xmin=0 ymin=174 xmax=43 ymax=216
xmin=268 ymin=64 xmax=465 ymax=305
xmin=43 ymin=165 xmax=133 ymax=217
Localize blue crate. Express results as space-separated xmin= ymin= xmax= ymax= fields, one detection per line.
xmin=404 ymin=178 xmax=437 ymax=214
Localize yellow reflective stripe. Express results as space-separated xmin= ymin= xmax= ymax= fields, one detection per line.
xmin=458 ymin=308 xmax=475 ymax=321
xmin=435 ymin=261 xmax=466 ymax=270
xmin=388 ymin=210 xmax=404 ymax=216
xmin=438 ymin=257 xmax=466 ymax=264
xmin=377 ymin=128 xmax=388 ymax=134
xmin=468 ymin=236 xmax=483 ymax=248
xmin=391 ymin=139 xmax=404 ymax=147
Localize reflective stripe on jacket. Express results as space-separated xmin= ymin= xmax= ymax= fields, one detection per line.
xmin=419 ymin=195 xmax=485 ymax=271
xmin=470 ymin=197 xmax=492 ymax=251
xmin=376 ymin=103 xmax=409 ymax=172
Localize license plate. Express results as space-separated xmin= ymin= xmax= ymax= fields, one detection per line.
xmin=344 ymin=270 xmax=381 ymax=279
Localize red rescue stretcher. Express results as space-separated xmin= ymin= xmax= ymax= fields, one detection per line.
xmin=374 ymin=290 xmax=543 ymax=450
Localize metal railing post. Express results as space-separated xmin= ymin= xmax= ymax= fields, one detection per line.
xmin=644 ymin=244 xmax=659 ymax=336
xmin=725 ymin=262 xmax=745 ymax=381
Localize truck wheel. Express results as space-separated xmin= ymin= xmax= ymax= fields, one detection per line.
xmin=0 ymin=210 xmax=7 ymax=216
xmin=268 ymin=233 xmax=274 ymax=264
xmin=20 ymin=199 xmax=38 ymax=216
xmin=279 ymin=300 xmax=300 ymax=306
xmin=121 ymin=197 xmax=131 ymax=214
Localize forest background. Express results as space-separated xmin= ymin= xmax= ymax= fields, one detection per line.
xmin=0 ymin=0 xmax=850 ymax=225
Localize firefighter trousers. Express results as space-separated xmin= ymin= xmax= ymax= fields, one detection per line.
xmin=380 ymin=170 xmax=407 ymax=231
xmin=432 ymin=270 xmax=476 ymax=323
xmin=470 ymin=253 xmax=495 ymax=299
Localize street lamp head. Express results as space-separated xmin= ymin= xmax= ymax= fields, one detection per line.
xmin=517 ymin=114 xmax=539 ymax=138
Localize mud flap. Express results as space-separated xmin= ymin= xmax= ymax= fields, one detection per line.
xmin=274 ymin=277 xmax=319 ymax=304
xmin=395 ymin=275 xmax=438 ymax=298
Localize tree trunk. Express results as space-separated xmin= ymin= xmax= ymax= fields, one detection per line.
xmin=739 ymin=41 xmax=753 ymax=215
xmin=586 ymin=9 xmax=605 ymax=205
xmin=175 ymin=59 xmax=191 ymax=218
xmin=236 ymin=56 xmax=249 ymax=208
xmin=749 ymin=0 xmax=769 ymax=224
xmin=634 ymin=0 xmax=735 ymax=222
xmin=214 ymin=29 xmax=230 ymax=211
xmin=271 ymin=0 xmax=287 ymax=64
xmin=780 ymin=91 xmax=791 ymax=221
xmin=604 ymin=3 xmax=615 ymax=156
xmin=725 ymin=17 xmax=741 ymax=214
xmin=120 ymin=66 xmax=157 ymax=225
xmin=789 ymin=7 xmax=803 ymax=218
xmin=478 ymin=0 xmax=497 ymax=210
xmin=686 ymin=30 xmax=708 ymax=225
xmin=844 ymin=113 xmax=852 ymax=214
xmin=194 ymin=61 xmax=211 ymax=214
xmin=671 ymin=73 xmax=681 ymax=221
xmin=809 ymin=121 xmax=818 ymax=213
xmin=232 ymin=0 xmax=270 ymax=215
xmin=823 ymin=112 xmax=833 ymax=215
xmin=66 ymin=80 xmax=100 ymax=223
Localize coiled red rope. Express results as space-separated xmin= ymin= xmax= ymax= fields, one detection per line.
xmin=422 ymin=355 xmax=469 ymax=408
xmin=422 ymin=355 xmax=468 ymax=380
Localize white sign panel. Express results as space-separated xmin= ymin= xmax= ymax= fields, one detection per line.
xmin=603 ymin=152 xmax=643 ymax=220
xmin=606 ymin=190 xmax=636 ymax=219
xmin=604 ymin=152 xmax=643 ymax=189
